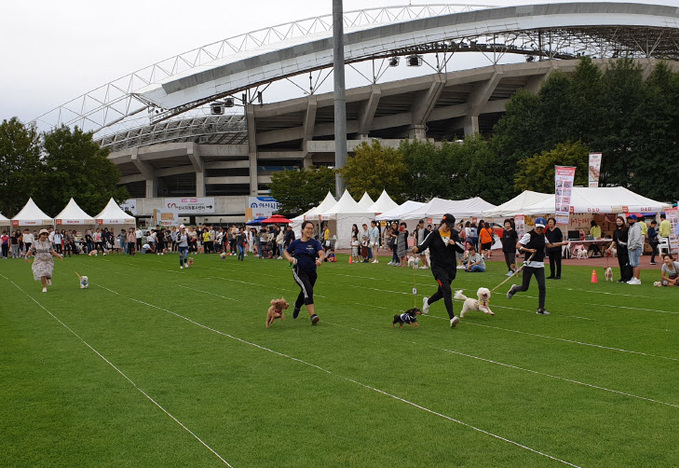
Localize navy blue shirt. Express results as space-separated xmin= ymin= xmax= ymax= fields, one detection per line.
xmin=286 ymin=238 xmax=323 ymax=272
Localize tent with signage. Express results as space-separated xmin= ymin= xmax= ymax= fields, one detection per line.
xmin=0 ymin=212 xmax=10 ymax=228
xmin=318 ymin=191 xmax=375 ymax=249
xmin=368 ymin=190 xmax=399 ymax=215
xmin=11 ymin=198 xmax=53 ymax=229
xmin=94 ymin=198 xmax=136 ymax=231
xmin=54 ymin=198 xmax=96 ymax=229
xmin=519 ymin=187 xmax=672 ymax=215
xmin=482 ymin=191 xmax=552 ymax=218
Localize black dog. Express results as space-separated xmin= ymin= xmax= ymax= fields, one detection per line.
xmin=392 ymin=308 xmax=422 ymax=328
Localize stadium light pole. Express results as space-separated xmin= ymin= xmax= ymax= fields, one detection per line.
xmin=333 ymin=0 xmax=347 ymax=196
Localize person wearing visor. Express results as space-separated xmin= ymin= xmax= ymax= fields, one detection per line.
xmin=412 ymin=213 xmax=465 ymax=328
xmin=506 ymin=217 xmax=560 ymax=315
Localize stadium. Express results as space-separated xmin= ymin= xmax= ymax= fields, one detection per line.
xmin=34 ymin=2 xmax=679 ymax=223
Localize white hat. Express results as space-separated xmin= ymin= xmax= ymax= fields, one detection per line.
xmin=179 ymin=224 xmax=186 ymax=229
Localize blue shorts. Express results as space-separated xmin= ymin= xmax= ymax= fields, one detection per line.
xmin=628 ymin=247 xmax=642 ymax=267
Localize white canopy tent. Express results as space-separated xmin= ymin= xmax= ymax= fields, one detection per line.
xmin=398 ymin=197 xmax=497 ymax=222
xmin=303 ymin=192 xmax=337 ymax=221
xmin=368 ymin=190 xmax=399 ymax=215
xmin=54 ymin=198 xmax=96 ymax=228
xmin=94 ymin=198 xmax=136 ymax=230
xmin=0 ymin=212 xmax=9 ymax=227
xmin=357 ymin=192 xmax=375 ymax=211
xmin=520 ymin=187 xmax=672 ymax=215
xmin=482 ymin=191 xmax=552 ymax=218
xmin=319 ymin=191 xmax=375 ymax=249
xmin=11 ymin=198 xmax=53 ymax=228
xmin=376 ymin=200 xmax=425 ymax=221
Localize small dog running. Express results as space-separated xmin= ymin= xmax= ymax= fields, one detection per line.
xmin=266 ymin=298 xmax=289 ymax=328
xmin=455 ymin=288 xmax=494 ymax=318
xmin=80 ymin=276 xmax=89 ymax=289
xmin=392 ymin=308 xmax=422 ymax=328
xmin=604 ymin=267 xmax=613 ymax=282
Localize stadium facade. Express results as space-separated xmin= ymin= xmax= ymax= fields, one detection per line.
xmin=35 ymin=2 xmax=679 ymax=224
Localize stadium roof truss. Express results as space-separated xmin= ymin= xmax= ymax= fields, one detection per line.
xmin=33 ymin=2 xmax=679 ymax=150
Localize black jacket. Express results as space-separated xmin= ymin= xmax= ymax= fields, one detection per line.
xmin=417 ymin=228 xmax=464 ymax=269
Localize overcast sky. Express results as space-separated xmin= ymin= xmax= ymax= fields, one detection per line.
xmin=1 ymin=0 xmax=675 ymax=125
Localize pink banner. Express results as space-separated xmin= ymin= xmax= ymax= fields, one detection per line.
xmin=555 ymin=166 xmax=576 ymax=225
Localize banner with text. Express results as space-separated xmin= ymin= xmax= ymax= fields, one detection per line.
xmin=153 ymin=209 xmax=179 ymax=228
xmin=555 ymin=166 xmax=577 ymax=225
xmin=165 ymin=198 xmax=215 ymax=214
xmin=667 ymin=206 xmax=679 ymax=253
xmin=588 ymin=152 xmax=602 ymax=188
xmin=246 ymin=197 xmax=280 ymax=221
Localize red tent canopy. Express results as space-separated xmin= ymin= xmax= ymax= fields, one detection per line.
xmin=261 ymin=214 xmax=291 ymax=224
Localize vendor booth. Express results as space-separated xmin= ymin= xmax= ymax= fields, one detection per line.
xmin=11 ymin=198 xmax=53 ymax=230
xmin=94 ymin=198 xmax=136 ymax=232
xmin=318 ymin=191 xmax=375 ymax=249
xmin=54 ymin=198 xmax=96 ymax=230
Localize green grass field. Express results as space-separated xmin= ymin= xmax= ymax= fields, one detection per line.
xmin=1 ymin=251 xmax=678 ymax=467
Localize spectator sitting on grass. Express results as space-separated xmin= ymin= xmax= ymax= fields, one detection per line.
xmin=660 ymin=253 xmax=679 ymax=286
xmin=464 ymin=242 xmax=486 ymax=272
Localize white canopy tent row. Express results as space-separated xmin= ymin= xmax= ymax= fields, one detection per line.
xmin=11 ymin=198 xmax=54 ymax=230
xmin=481 ymin=191 xmax=553 ymax=218
xmin=357 ymin=192 xmax=375 ymax=211
xmin=318 ymin=191 xmax=375 ymax=249
xmin=368 ymin=190 xmax=399 ymax=215
xmin=516 ymin=187 xmax=672 ymax=215
xmin=94 ymin=198 xmax=136 ymax=231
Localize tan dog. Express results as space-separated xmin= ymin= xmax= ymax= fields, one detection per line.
xmin=455 ymin=288 xmax=494 ymax=318
xmin=266 ymin=298 xmax=289 ymax=328
xmin=604 ymin=267 xmax=613 ymax=282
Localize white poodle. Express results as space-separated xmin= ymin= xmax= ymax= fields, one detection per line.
xmin=455 ymin=288 xmax=494 ymax=318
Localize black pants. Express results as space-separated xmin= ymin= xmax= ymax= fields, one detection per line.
xmin=617 ymin=248 xmax=633 ymax=282
xmin=503 ymin=251 xmax=516 ymax=271
xmin=547 ymin=249 xmax=562 ymax=278
xmin=428 ymin=265 xmax=457 ymax=319
xmin=514 ymin=266 xmax=546 ymax=310
xmin=650 ymin=242 xmax=658 ymax=263
xmin=292 ymin=267 xmax=317 ymax=309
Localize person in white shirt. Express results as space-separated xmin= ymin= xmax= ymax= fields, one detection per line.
xmin=626 ymin=214 xmax=643 ymax=285
xmin=369 ymin=221 xmax=380 ymax=263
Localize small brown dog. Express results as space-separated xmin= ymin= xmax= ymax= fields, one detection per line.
xmin=267 ymin=298 xmax=289 ymax=328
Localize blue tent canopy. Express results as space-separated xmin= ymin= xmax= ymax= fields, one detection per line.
xmin=246 ymin=217 xmax=267 ymax=226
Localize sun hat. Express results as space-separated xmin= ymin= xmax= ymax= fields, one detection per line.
xmin=39 ymin=228 xmax=49 ymax=235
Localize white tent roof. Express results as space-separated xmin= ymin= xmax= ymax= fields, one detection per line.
xmin=11 ymin=198 xmax=53 ymax=226
xmin=482 ymin=190 xmax=552 ymax=217
xmin=357 ymin=192 xmax=375 ymax=211
xmin=368 ymin=190 xmax=399 ymax=214
xmin=323 ymin=190 xmax=373 ymax=216
xmin=303 ymin=192 xmax=337 ymax=220
xmin=399 ymin=197 xmax=497 ymax=221
xmin=94 ymin=198 xmax=135 ymax=225
xmin=521 ymin=187 xmax=672 ymax=215
xmin=54 ymin=198 xmax=95 ymax=225
xmin=376 ymin=200 xmax=425 ymax=220
xmin=0 ymin=212 xmax=9 ymax=226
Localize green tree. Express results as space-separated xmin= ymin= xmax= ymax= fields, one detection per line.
xmin=0 ymin=118 xmax=42 ymax=216
xmin=401 ymin=139 xmax=454 ymax=201
xmin=269 ymin=165 xmax=335 ymax=217
xmin=451 ymin=134 xmax=506 ymax=204
xmin=339 ymin=140 xmax=408 ymax=201
xmin=514 ymin=141 xmax=589 ymax=192
xmin=37 ymin=125 xmax=129 ymax=217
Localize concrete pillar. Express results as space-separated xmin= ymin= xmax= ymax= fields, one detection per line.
xmin=463 ymin=115 xmax=479 ymax=136
xmin=146 ymin=178 xmax=156 ymax=198
xmin=196 ymin=172 xmax=205 ymax=197
xmin=408 ymin=125 xmax=427 ymax=140
xmin=246 ymin=104 xmax=258 ymax=195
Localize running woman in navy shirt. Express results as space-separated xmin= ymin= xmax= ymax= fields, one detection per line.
xmin=284 ymin=221 xmax=325 ymax=325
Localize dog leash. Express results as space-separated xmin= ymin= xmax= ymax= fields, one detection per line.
xmin=490 ymin=252 xmax=535 ymax=293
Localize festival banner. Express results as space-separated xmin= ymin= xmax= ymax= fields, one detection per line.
xmin=666 ymin=206 xmax=679 ymax=252
xmin=514 ymin=215 xmax=526 ymax=237
xmin=555 ymin=166 xmax=577 ymax=225
xmin=165 ymin=197 xmax=215 ymax=214
xmin=153 ymin=209 xmax=179 ymax=228
xmin=588 ymin=152 xmax=602 ymax=188
xmin=246 ymin=196 xmax=280 ymax=221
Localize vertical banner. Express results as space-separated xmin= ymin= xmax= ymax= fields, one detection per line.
xmin=515 ymin=215 xmax=526 ymax=237
xmin=555 ymin=166 xmax=577 ymax=225
xmin=588 ymin=152 xmax=602 ymax=188
xmin=667 ymin=207 xmax=679 ymax=253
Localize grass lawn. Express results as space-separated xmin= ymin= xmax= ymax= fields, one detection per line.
xmin=1 ymin=251 xmax=678 ymax=467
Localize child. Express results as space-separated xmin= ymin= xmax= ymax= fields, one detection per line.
xmin=326 ymin=249 xmax=337 ymax=262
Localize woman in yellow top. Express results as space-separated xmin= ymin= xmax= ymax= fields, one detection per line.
xmin=588 ymin=220 xmax=603 ymax=257
xmin=322 ymin=223 xmax=331 ymax=253
xmin=479 ymin=222 xmax=494 ymax=259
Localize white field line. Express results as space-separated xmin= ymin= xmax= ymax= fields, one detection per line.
xmin=3 ymin=277 xmax=233 ymax=467
xmin=98 ymin=286 xmax=581 ymax=468
xmin=325 ymin=319 xmax=679 ymax=409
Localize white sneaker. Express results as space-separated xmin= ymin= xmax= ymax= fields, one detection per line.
xmin=419 ymin=265 xmax=428 ymax=269
xmin=47 ymin=279 xmax=52 ymax=285
xmin=372 ymin=259 xmax=379 ymax=263
xmin=42 ymin=287 xmax=47 ymax=293
xmin=180 ymin=266 xmax=183 ymax=269
xmin=422 ymin=297 xmax=430 ymax=314
xmin=627 ymin=278 xmax=641 ymax=285
xmin=450 ymin=316 xmax=460 ymax=328
xmin=506 ymin=271 xmax=514 ymax=277
xmin=457 ymin=265 xmax=465 ymax=269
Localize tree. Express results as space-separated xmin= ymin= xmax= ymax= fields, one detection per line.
xmin=514 ymin=141 xmax=589 ymax=192
xmin=451 ymin=134 xmax=507 ymax=204
xmin=269 ymin=166 xmax=335 ymax=217
xmin=339 ymin=140 xmax=408 ymax=201
xmin=401 ymin=139 xmax=454 ymax=201
xmin=37 ymin=125 xmax=129 ymax=217
xmin=0 ymin=118 xmax=42 ymax=216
